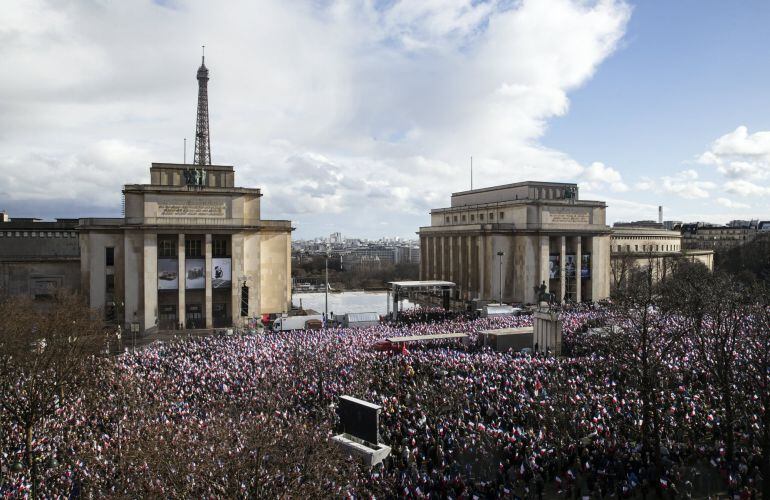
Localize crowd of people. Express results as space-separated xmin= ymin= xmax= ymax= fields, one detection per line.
xmin=1 ymin=304 xmax=767 ymax=498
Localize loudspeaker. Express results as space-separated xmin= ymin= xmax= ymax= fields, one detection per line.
xmin=241 ymin=284 xmax=249 ymax=317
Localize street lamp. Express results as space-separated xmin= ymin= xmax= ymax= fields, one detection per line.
xmin=324 ymin=251 xmax=329 ymax=326
xmin=497 ymin=251 xmax=504 ymax=304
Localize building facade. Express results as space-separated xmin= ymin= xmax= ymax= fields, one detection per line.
xmin=0 ymin=218 xmax=80 ymax=298
xmin=78 ymin=162 xmax=292 ymax=333
xmin=0 ymin=57 xmax=292 ymax=333
xmin=419 ymin=182 xmax=611 ymax=305
xmin=610 ymin=222 xmax=713 ymax=289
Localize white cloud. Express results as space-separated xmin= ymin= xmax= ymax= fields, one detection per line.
xmin=724 ymin=179 xmax=770 ymax=197
xmin=698 ymin=126 xmax=770 ymax=181
xmin=580 ymin=161 xmax=628 ymax=192
xmin=635 ymin=169 xmax=714 ymax=200
xmin=0 ymin=0 xmax=632 ymax=238
xmin=716 ymin=197 xmax=750 ymax=209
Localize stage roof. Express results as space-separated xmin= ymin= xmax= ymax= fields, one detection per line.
xmin=387 ymin=280 xmax=455 ymax=288
xmin=386 ymin=333 xmax=468 ymax=343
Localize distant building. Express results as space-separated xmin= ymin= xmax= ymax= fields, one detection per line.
xmin=419 ymin=181 xmax=611 ymax=305
xmin=682 ymin=224 xmax=757 ymax=251
xmin=610 ymin=222 xmax=713 ymax=289
xmin=0 ymin=218 xmax=81 ymax=298
xmin=0 ymin=57 xmax=292 ymax=333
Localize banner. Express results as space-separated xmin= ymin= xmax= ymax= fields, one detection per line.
xmin=581 ymin=254 xmax=591 ymax=278
xmin=212 ymin=258 xmax=232 ymax=289
xmin=185 ymin=259 xmax=206 ymax=289
xmin=158 ymin=259 xmax=179 ymax=290
xmin=549 ymin=255 xmax=560 ymax=279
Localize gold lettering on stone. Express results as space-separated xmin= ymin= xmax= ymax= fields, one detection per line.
xmin=159 ymin=200 xmax=226 ymax=217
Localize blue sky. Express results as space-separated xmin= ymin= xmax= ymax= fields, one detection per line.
xmin=1 ymin=0 xmax=769 ymax=238
xmin=545 ymin=1 xmax=770 ymax=223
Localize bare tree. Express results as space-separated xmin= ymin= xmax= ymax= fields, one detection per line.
xmin=0 ymin=291 xmax=106 ymax=498
xmin=607 ymin=263 xmax=686 ymax=474
xmin=746 ymin=283 xmax=770 ymax=499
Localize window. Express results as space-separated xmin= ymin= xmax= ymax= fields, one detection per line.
xmin=635 ymin=245 xmax=639 ymax=251
xmin=499 ymin=212 xmax=504 ymax=219
xmin=470 ymin=214 xmax=475 ymax=221
xmin=453 ymin=216 xmax=458 ymax=222
xmin=445 ymin=216 xmax=449 ymax=223
xmin=105 ymin=274 xmax=115 ymax=294
xmin=617 ymin=245 xmax=621 ymax=252
xmin=461 ymin=214 xmax=466 ymax=222
xmin=105 ymin=247 xmax=115 ymax=266
xmin=47 ymin=232 xmax=52 ymax=237
xmin=16 ymin=232 xmax=21 ymax=237
xmin=70 ymin=232 xmax=76 ymax=237
xmin=185 ymin=238 xmax=202 ymax=258
xmin=213 ymin=238 xmax=228 ymax=257
xmin=23 ymin=232 xmax=28 ymax=237
xmin=479 ymin=214 xmax=484 ymax=221
xmin=489 ymin=213 xmax=494 ymax=220
xmin=159 ymin=239 xmax=176 ymax=258
xmin=55 ymin=232 xmax=60 ymax=237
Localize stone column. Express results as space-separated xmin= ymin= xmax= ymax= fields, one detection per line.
xmin=431 ymin=237 xmax=437 ymax=280
xmin=420 ymin=236 xmax=427 ymax=280
xmin=466 ymin=236 xmax=473 ymax=299
xmin=142 ymin=232 xmax=158 ymax=332
xmin=538 ymin=235 xmax=549 ymax=293
xmin=448 ymin=235 xmax=454 ymax=283
xmin=575 ymin=236 xmax=582 ymax=303
xmin=205 ymin=233 xmax=213 ymax=328
xmin=178 ymin=234 xmax=185 ymax=329
xmin=440 ymin=236 xmax=446 ymax=280
xmin=560 ymin=236 xmax=566 ymax=303
xmin=478 ymin=236 xmax=486 ymax=300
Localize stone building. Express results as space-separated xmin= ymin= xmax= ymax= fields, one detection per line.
xmin=0 ymin=57 xmax=292 ymax=333
xmin=610 ymin=222 xmax=713 ymax=289
xmin=0 ymin=218 xmax=81 ymax=298
xmin=418 ymin=181 xmax=611 ymax=305
xmin=682 ymin=224 xmax=758 ymax=251
xmin=78 ymin=162 xmax=292 ymax=332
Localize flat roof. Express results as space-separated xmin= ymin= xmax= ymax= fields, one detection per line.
xmin=386 ymin=333 xmax=468 ymax=343
xmin=339 ymin=395 xmax=381 ymax=410
xmin=452 ymin=180 xmax=577 ymax=197
xmin=481 ymin=327 xmax=534 ymax=336
xmin=388 ymin=280 xmax=455 ymax=288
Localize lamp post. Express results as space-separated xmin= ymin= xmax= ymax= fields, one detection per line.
xmin=497 ymin=251 xmax=504 ymax=304
xmin=324 ymin=252 xmax=329 ymax=324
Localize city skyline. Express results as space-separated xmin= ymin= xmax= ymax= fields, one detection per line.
xmin=3 ymin=1 xmax=770 ymax=239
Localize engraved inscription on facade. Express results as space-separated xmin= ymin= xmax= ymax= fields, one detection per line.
xmin=542 ymin=207 xmax=590 ymax=224
xmin=159 ymin=200 xmax=226 ymax=217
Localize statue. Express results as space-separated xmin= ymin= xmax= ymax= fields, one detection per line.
xmin=534 ymin=280 xmax=558 ymax=307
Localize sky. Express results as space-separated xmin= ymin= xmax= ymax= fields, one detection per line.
xmin=2 ymin=0 xmax=770 ymax=240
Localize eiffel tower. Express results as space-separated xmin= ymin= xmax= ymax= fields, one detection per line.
xmin=193 ymin=46 xmax=211 ymax=166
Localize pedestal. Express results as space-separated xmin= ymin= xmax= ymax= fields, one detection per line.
xmin=533 ymin=309 xmax=563 ymax=355
xmin=332 ymin=433 xmax=391 ymax=468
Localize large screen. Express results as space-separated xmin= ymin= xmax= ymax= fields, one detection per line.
xmin=549 ymin=255 xmax=559 ymax=279
xmin=158 ymin=259 xmax=179 ymax=290
xmin=185 ymin=259 xmax=205 ymax=289
xmin=582 ymin=254 xmax=591 ymax=278
xmin=336 ymin=396 xmax=380 ymax=444
xmin=212 ymin=258 xmax=232 ymax=289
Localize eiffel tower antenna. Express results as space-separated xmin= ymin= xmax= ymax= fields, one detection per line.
xmin=193 ymin=45 xmax=211 ymax=165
